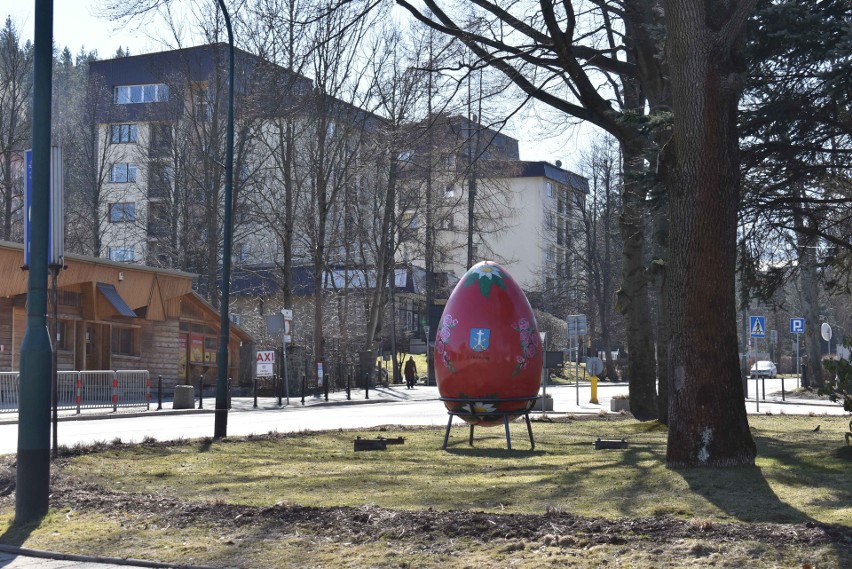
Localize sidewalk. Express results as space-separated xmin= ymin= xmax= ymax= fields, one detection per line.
xmin=0 ymin=382 xmax=442 ymax=425
xmin=1 ymin=378 xmax=845 ymax=426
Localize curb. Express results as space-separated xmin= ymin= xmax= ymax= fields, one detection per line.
xmin=0 ymin=391 xmax=442 ymax=426
xmin=0 ymin=543 xmax=219 ymax=569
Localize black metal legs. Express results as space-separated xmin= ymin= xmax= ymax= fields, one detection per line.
xmin=441 ymin=411 xmax=535 ymax=451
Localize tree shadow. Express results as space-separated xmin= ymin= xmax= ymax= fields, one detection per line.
xmin=676 ymin=463 xmax=812 ymax=524
xmin=0 ymin=513 xmax=41 ymax=566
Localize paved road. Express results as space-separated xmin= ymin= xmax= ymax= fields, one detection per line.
xmin=0 ymin=379 xmax=846 ymax=568
xmin=0 ymin=380 xmax=846 ymax=455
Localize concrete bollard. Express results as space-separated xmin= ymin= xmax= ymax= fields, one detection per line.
xmin=173 ymin=385 xmax=195 ymax=409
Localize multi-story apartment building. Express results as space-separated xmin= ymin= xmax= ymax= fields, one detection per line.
xmin=89 ymin=43 xmax=312 ymax=264
xmin=396 ymin=115 xmax=588 ymax=300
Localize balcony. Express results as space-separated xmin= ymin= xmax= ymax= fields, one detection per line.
xmin=147 ymin=221 xmax=170 ymax=240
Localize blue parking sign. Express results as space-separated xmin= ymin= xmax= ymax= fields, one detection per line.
xmin=749 ymin=316 xmax=766 ymax=338
xmin=790 ymin=318 xmax=805 ymax=334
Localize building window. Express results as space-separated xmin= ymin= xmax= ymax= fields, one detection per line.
xmin=445 ymin=185 xmax=456 ymax=198
xmin=55 ymin=320 xmax=72 ymax=351
xmin=546 ymin=246 xmax=555 ymax=262
xmin=109 ymin=202 xmax=136 ymax=223
xmin=148 ymin=164 xmax=173 ymax=199
xmin=546 ymin=181 xmax=554 ymax=197
xmin=149 ymin=123 xmax=173 ymax=155
xmin=401 ymin=212 xmax=419 ymax=230
xmin=110 ymin=162 xmax=137 ymax=183
xmin=229 ymin=313 xmax=241 ymax=326
xmin=114 ymin=83 xmax=169 ymax=104
xmin=111 ymin=326 xmax=138 ymax=356
xmin=234 ymin=242 xmax=250 ymax=264
xmin=111 ymin=124 xmax=137 ymax=143
xmin=546 ymin=212 xmax=555 ymax=231
xmin=193 ymin=86 xmax=214 ymax=122
xmin=108 ymin=247 xmax=136 ymax=262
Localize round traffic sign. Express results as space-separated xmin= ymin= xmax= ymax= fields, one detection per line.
xmin=821 ymin=322 xmax=832 ymax=342
xmin=586 ymin=357 xmax=604 ymax=376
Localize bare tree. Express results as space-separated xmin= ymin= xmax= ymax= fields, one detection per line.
xmin=0 ymin=18 xmax=32 ymax=241
xmin=579 ymin=136 xmax=623 ymax=380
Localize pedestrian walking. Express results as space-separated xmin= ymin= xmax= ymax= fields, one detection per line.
xmin=404 ymin=356 xmax=417 ymax=389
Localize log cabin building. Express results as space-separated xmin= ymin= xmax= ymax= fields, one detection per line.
xmin=0 ymin=241 xmax=253 ymax=388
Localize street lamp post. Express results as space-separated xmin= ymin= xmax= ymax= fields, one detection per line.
xmin=214 ymin=0 xmax=235 ymax=439
xmin=16 ymin=0 xmax=54 ymax=522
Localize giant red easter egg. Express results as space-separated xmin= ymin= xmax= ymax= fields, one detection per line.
xmin=435 ymin=261 xmax=542 ymax=426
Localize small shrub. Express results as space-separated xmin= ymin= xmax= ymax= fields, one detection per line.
xmin=820 ymin=342 xmax=852 ymax=412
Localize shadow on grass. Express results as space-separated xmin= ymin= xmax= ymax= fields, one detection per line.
xmin=0 ymin=512 xmax=40 ymax=549
xmin=677 ymin=464 xmax=811 ymax=524
xmin=442 ymin=446 xmax=546 ymax=459
xmin=674 ymin=430 xmax=851 ymax=525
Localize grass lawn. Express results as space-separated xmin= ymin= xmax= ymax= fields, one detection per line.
xmin=1 ymin=415 xmax=850 ymax=568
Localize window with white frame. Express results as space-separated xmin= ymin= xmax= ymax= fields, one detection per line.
xmin=114 ymin=84 xmax=169 ymax=104
xmin=445 ymin=185 xmax=456 ymax=198
xmin=546 ymin=181 xmax=554 ymax=197
xmin=111 ymin=124 xmax=137 ymax=143
xmin=109 ymin=202 xmax=136 ymax=223
xmin=108 ymin=247 xmax=136 ymax=262
xmin=110 ymin=162 xmax=137 ymax=183
xmin=546 ymin=245 xmax=555 ymax=261
xmin=546 ymin=211 xmax=555 ymax=231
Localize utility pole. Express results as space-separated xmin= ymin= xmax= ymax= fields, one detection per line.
xmin=466 ymin=113 xmax=477 ymax=270
xmin=16 ymin=0 xmax=54 ymax=523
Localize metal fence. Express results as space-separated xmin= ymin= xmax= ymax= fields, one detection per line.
xmin=0 ymin=370 xmax=151 ymax=414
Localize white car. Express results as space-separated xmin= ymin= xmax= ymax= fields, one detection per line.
xmin=750 ymin=360 xmax=777 ymax=379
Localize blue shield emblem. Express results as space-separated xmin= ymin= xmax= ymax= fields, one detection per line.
xmin=469 ymin=328 xmax=490 ymax=352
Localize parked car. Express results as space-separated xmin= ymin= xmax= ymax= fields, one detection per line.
xmin=750 ymin=360 xmax=777 ymax=379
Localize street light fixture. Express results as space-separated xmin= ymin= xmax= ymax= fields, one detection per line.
xmin=214 ymin=0 xmax=235 ymax=439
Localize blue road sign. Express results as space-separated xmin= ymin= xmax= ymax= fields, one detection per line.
xmin=790 ymin=318 xmax=805 ymax=334
xmin=750 ymin=316 xmax=766 ymax=338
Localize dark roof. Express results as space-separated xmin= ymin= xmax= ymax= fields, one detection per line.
xmin=88 ymin=43 xmax=314 ymax=123
xmin=231 ymin=264 xmax=430 ymax=297
xmin=96 ymin=282 xmax=137 ymax=317
xmin=516 ymin=161 xmax=589 ymax=193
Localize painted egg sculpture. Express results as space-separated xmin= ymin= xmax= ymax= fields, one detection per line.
xmin=435 ymin=261 xmax=542 ymax=426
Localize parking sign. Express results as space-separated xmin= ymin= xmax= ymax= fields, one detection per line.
xmin=790 ymin=318 xmax=805 ymax=334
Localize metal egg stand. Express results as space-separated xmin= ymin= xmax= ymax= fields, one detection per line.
xmin=439 ymin=395 xmax=540 ymax=450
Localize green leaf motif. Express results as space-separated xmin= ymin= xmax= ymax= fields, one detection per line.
xmin=463 ymin=267 xmax=507 ymax=298
xmin=479 ymin=276 xmax=493 ymax=297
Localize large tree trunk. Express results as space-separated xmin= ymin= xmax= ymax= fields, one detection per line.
xmin=663 ymin=0 xmax=756 ymax=467
xmin=794 ymin=199 xmax=823 ymax=388
xmin=618 ymin=143 xmax=658 ymax=421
